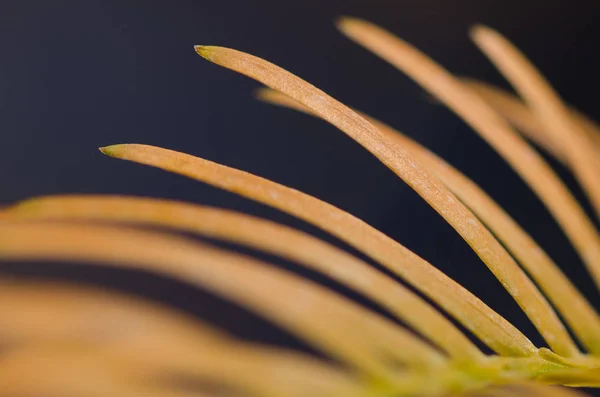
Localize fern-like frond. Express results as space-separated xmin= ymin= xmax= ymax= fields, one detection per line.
xmin=336 ymin=17 xmax=600 ymax=291
xmin=8 ymin=194 xmax=484 ymax=363
xmin=1 ymin=15 xmax=600 ymax=397
xmin=98 ymin=143 xmax=535 ymax=357
xmin=0 ymin=280 xmax=366 ymax=397
xmin=255 ymin=87 xmax=600 ymax=353
xmin=194 ymin=44 xmax=575 ymax=358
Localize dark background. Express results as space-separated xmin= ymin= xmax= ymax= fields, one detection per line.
xmin=2 ymin=0 xmax=600 ymax=388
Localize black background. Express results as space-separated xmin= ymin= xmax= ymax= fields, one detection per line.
xmin=2 ymin=0 xmax=600 ymax=391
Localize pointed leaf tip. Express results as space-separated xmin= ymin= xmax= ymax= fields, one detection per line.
xmin=334 ymin=16 xmax=349 ymax=28
xmin=335 ymin=16 xmax=372 ymax=36
xmin=254 ymin=87 xmax=270 ymax=100
xmin=98 ymin=146 xmax=112 ymax=156
xmin=195 ymin=45 xmax=217 ymax=61
xmin=469 ymin=24 xmax=495 ymax=40
xmin=98 ymin=145 xmax=122 ymax=157
xmin=335 ymin=15 xmax=360 ymax=28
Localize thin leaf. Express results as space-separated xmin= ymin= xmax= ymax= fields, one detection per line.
xmin=99 ymin=143 xmax=536 ymax=357
xmin=256 ymin=88 xmax=600 ymax=354
xmin=0 ymin=221 xmax=445 ymax=383
xmin=192 ymin=42 xmax=569 ymax=355
xmin=0 ymin=345 xmax=206 ymax=397
xmin=462 ymin=79 xmax=600 ymax=166
xmin=0 ymin=280 xmax=367 ymax=397
xmin=337 ymin=16 xmax=600 ymax=303
xmin=8 ymin=194 xmax=484 ymax=363
xmin=471 ymin=26 xmax=600 ymax=220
